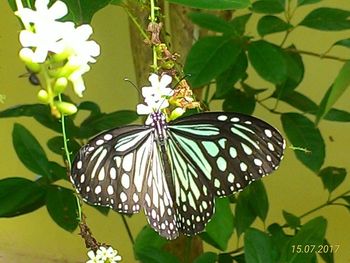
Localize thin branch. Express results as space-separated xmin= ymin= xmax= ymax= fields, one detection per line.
xmin=287 ymin=47 xmax=349 ymax=62
xmin=121 ymin=215 xmax=135 ymax=245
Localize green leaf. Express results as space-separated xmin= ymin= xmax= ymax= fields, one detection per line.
xmin=134 ymin=226 xmax=167 ymax=252
xmin=319 ymin=239 xmax=335 ymax=263
xmin=110 ymin=0 xmax=124 ymax=5
xmin=268 ymin=223 xmax=292 ymax=256
xmin=46 ymin=186 xmax=79 ymax=232
xmin=299 ymin=8 xmax=350 ymax=31
xmin=194 ymin=252 xmax=218 ymax=263
xmin=277 ymin=91 xmax=350 ymax=122
xmin=258 ymin=15 xmax=292 ymax=36
xmin=47 ymin=161 xmax=68 ymax=182
xmin=281 ymin=113 xmax=325 ymax=172
xmin=218 ymin=253 xmax=234 ymax=263
xmin=0 ymin=177 xmax=46 ymax=217
xmin=222 ymin=89 xmax=255 ymax=115
xmin=47 ymin=136 xmax=81 ymax=158
xmin=12 ymin=123 xmax=51 ymax=176
xmin=61 ymin=0 xmax=110 ymax=24
xmin=297 ymin=0 xmax=322 ymax=7
xmin=185 ymin=36 xmax=242 ymax=87
xmin=235 ymin=189 xmax=257 ymax=237
xmin=78 ymin=101 xmax=101 ymax=117
xmin=229 ymin=13 xmax=252 ymax=36
xmin=282 ymin=210 xmax=300 ymax=229
xmin=251 ymin=0 xmax=285 ymax=14
xmin=166 ymin=0 xmax=251 ymax=10
xmin=318 ymin=166 xmax=347 ymax=193
xmin=316 ymin=61 xmax=350 ymax=124
xmin=134 ymin=226 xmax=178 ymax=263
xmin=333 ymin=38 xmax=350 ymax=49
xmin=201 ymin=197 xmax=234 ymax=251
xmin=280 ymin=217 xmax=327 ymax=262
xmin=215 ymin=52 xmax=248 ymax=99
xmin=274 ymin=47 xmax=304 ymax=98
xmin=248 ymin=40 xmax=287 ymax=84
xmin=246 ymin=181 xmax=269 ymax=222
xmin=342 ymin=196 xmax=350 ymax=205
xmin=188 ymin=12 xmax=234 ymax=33
xmin=79 ymin=110 xmax=138 ymax=138
xmin=244 ymin=228 xmax=274 ymax=263
xmin=0 ymin=103 xmax=77 ymax=134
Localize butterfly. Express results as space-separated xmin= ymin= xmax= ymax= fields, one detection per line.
xmin=70 ymin=110 xmax=285 ymax=239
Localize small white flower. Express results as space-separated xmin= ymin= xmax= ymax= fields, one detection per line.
xmin=137 ymin=74 xmax=173 ymax=124
xmin=86 ymin=246 xmax=122 ymax=263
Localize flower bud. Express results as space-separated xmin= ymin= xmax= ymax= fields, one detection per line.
xmin=37 ymin=89 xmax=50 ymax=103
xmin=53 ymin=77 xmax=68 ymax=94
xmin=169 ymin=107 xmax=185 ymax=121
xmin=55 ymin=101 xmax=77 ymax=115
xmin=19 ymin=48 xmax=41 ymax=73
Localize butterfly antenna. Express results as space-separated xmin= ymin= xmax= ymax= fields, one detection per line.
xmin=124 ymin=78 xmax=141 ymax=96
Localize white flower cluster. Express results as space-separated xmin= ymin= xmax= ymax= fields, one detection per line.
xmin=86 ymin=246 xmax=122 ymax=263
xmin=15 ymin=0 xmax=100 ymax=97
xmin=136 ymin=73 xmax=174 ymax=124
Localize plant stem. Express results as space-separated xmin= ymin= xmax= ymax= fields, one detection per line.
xmin=150 ymin=0 xmax=158 ymax=71
xmin=58 ymin=93 xmax=72 ymax=168
xmin=124 ymin=6 xmax=150 ymax=42
xmin=121 ymin=215 xmax=135 ymax=245
xmin=299 ymin=189 xmax=350 ymax=219
xmin=287 ymin=47 xmax=349 ymax=62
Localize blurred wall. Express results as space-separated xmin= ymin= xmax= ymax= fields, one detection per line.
xmin=0 ymin=0 xmax=349 ymax=262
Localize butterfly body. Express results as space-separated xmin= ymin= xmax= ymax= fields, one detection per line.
xmin=71 ymin=111 xmax=285 ymax=239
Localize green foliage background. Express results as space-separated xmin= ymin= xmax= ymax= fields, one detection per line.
xmin=1 ymin=0 xmax=350 ymax=262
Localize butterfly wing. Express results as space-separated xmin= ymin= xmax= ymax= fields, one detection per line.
xmin=70 ymin=125 xmax=154 ymax=215
xmin=166 ymin=112 xmax=285 ymax=235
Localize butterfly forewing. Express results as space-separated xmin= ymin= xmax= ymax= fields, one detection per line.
xmin=71 ymin=125 xmax=153 ymax=214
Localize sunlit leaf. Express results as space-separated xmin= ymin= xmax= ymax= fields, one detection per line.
xmin=297 ymin=0 xmax=323 ymax=7
xmin=245 ymin=228 xmax=275 ymax=263
xmin=251 ymin=0 xmax=284 ymax=14
xmin=316 ymin=61 xmax=350 ymax=124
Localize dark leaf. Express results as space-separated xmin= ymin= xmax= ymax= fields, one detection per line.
xmin=244 ymin=228 xmax=274 ymax=263
xmin=282 ymin=210 xmax=300 ymax=229
xmin=46 ymin=186 xmax=79 ymax=232
xmin=78 ymin=101 xmax=101 ymax=117
xmin=61 ymin=0 xmax=110 ymax=24
xmin=248 ymin=40 xmax=287 ymax=84
xmin=316 ymin=61 xmax=350 ymax=124
xmin=280 ymin=217 xmax=327 ymax=262
xmin=281 ymin=113 xmax=325 ymax=172
xmin=0 ymin=177 xmax=46 ymax=217
xmin=166 ymin=0 xmax=251 ymax=10
xmin=258 ymin=15 xmax=292 ymax=36
xmin=223 ymin=89 xmax=255 ymax=115
xmin=251 ymin=0 xmax=285 ymax=14
xmin=333 ymin=38 xmax=350 ymax=49
xmin=241 ymin=83 xmax=267 ymax=97
xmin=297 ymin=0 xmax=323 ymax=7
xmin=325 ymin=108 xmax=350 ymax=122
xmin=188 ymin=12 xmax=235 ymax=33
xmin=79 ymin=110 xmax=138 ymax=138
xmin=47 ymin=136 xmax=81 ymax=158
xmin=245 ymin=181 xmax=269 ymax=222
xmin=215 ymin=52 xmax=248 ymax=99
xmin=342 ymin=196 xmax=350 ymax=205
xmin=235 ymin=188 xmax=257 ymax=237
xmin=229 ymin=13 xmax=252 ymax=36
xmin=110 ymin=0 xmax=124 ymax=5
xmin=134 ymin=226 xmax=178 ymax=263
xmin=319 ymin=239 xmax=335 ymax=263
xmin=185 ymin=36 xmax=242 ymax=87
xmin=12 ymin=123 xmax=51 ymax=176
xmin=201 ymin=197 xmax=234 ymax=251
xmin=299 ymin=8 xmax=350 ymax=31
xmin=268 ymin=223 xmax=292 ymax=257
xmin=47 ymin=161 xmax=68 ymax=182
xmin=194 ymin=252 xmax=218 ymax=263
xmin=218 ymin=253 xmax=233 ymax=263
xmin=318 ymin=166 xmax=347 ymax=193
